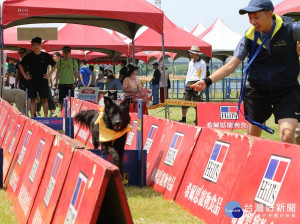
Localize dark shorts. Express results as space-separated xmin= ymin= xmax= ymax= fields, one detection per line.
xmin=243 ymin=85 xmax=300 ymax=124
xmin=182 ymin=81 xmax=201 ymax=109
xmin=28 ymin=83 xmax=49 ymax=98
xmin=59 ymin=84 xmax=74 ymax=103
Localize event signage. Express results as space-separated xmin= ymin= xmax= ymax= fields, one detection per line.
xmin=197 ymin=102 xmax=247 ymax=129
xmin=77 ymin=87 xmax=99 ymax=103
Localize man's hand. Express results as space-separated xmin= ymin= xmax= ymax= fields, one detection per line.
xmin=189 ymin=80 xmax=206 ymax=92
xmin=43 ymin=73 xmax=51 ymax=79
xmin=24 ymin=74 xmax=32 ymax=81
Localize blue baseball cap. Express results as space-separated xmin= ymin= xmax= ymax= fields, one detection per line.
xmin=239 ymin=0 xmax=274 ymax=15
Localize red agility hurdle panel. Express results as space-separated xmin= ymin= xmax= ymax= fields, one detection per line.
xmin=52 ymin=150 xmax=133 ymax=224
xmin=0 ymin=105 xmax=22 ymax=147
xmin=60 ymin=97 xmax=82 ymax=117
xmin=147 ymin=120 xmax=201 ymax=200
xmin=0 ymin=101 xmax=12 ymax=140
xmin=0 ymin=106 xmax=14 ymax=146
xmin=71 ymin=98 xmax=84 ymax=117
xmin=222 ymin=138 xmax=300 ymax=224
xmin=28 ymin=135 xmax=84 ymax=224
xmin=2 ymin=115 xmax=27 ymax=185
xmin=197 ymin=102 xmax=248 ymax=130
xmin=125 ymin=113 xmax=138 ymax=150
xmin=5 ymin=118 xmax=39 ymax=187
xmin=174 ymin=128 xmax=253 ymax=224
xmin=142 ymin=115 xmax=166 ymax=154
xmin=74 ymin=101 xmax=100 ymax=146
xmin=7 ymin=123 xmax=57 ymax=224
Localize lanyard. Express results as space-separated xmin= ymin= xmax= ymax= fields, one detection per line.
xmin=235 ymin=19 xmax=276 ymax=134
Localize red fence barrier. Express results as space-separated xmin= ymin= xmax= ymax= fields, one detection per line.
xmin=147 ymin=119 xmax=201 ymax=200
xmin=6 ymin=123 xmax=57 ymax=224
xmin=2 ymin=115 xmax=27 ymax=185
xmin=5 ymin=119 xmax=39 ymax=187
xmin=174 ymin=128 xmax=253 ymax=224
xmin=222 ymin=138 xmax=300 ymax=224
xmin=28 ymin=135 xmax=84 ymax=224
xmin=51 ymin=149 xmax=133 ymax=224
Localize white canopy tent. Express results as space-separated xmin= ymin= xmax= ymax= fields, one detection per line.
xmin=198 ymin=18 xmax=242 ymax=63
xmin=190 ymin=22 xmax=206 ymax=37
xmin=197 ymin=18 xmax=242 ymax=100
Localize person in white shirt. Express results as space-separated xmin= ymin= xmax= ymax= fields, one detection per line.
xmin=179 ymin=46 xmax=206 ymax=123
xmin=159 ymin=65 xmax=169 ymax=103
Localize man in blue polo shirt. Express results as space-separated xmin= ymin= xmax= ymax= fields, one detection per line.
xmin=78 ymin=60 xmax=91 ymax=87
xmin=191 ymin=0 xmax=300 ymax=144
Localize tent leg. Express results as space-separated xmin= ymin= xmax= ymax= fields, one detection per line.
xmin=161 ymin=31 xmax=168 ymax=119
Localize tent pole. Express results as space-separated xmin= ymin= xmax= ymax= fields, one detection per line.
xmin=222 ymin=59 xmax=225 ymax=100
xmin=172 ymin=60 xmax=175 ymax=76
xmin=112 ymin=51 xmax=116 ymax=75
xmin=161 ymin=22 xmax=168 ymax=119
xmin=0 ymin=2 xmax=3 ymax=97
xmin=132 ymin=39 xmax=135 ymax=65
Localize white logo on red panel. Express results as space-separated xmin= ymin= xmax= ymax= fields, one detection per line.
xmin=164 ymin=132 xmax=184 ymax=167
xmin=255 ymin=155 xmax=291 ymax=207
xmin=143 ymin=125 xmax=158 ymax=153
xmin=203 ymin=140 xmax=230 ymax=183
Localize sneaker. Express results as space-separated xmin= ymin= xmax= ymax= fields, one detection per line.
xmin=36 ymin=112 xmax=41 ymax=117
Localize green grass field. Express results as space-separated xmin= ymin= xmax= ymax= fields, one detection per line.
xmin=1 ymin=104 xmax=280 ymax=224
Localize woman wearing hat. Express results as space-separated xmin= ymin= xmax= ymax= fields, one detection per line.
xmin=122 ymin=64 xmax=140 ymax=98
xmin=5 ymin=60 xmax=16 ymax=88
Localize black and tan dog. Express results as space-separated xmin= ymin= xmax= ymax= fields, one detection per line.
xmin=74 ymin=96 xmax=131 ymax=175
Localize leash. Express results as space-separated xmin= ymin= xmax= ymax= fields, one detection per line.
xmin=234 ymin=19 xmax=276 ymax=134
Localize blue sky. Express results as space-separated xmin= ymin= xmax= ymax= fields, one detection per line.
xmin=146 ymin=0 xmax=283 ymax=35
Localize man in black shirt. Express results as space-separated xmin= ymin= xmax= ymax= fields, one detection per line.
xmin=15 ymin=48 xmax=28 ymax=91
xmin=119 ymin=60 xmax=127 ymax=84
xmin=151 ymin=62 xmax=161 ymax=105
xmin=19 ymin=37 xmax=57 ymax=117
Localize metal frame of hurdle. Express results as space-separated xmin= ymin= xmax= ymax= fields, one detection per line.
xmin=29 ymin=90 xmax=74 ymax=138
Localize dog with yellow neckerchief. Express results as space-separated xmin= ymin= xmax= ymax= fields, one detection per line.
xmin=74 ymin=96 xmax=132 ymax=175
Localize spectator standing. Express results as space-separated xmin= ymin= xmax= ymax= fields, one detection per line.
xmin=159 ymin=65 xmax=169 ymax=103
xmin=78 ymin=60 xmax=91 ymax=87
xmin=179 ymin=46 xmax=206 ymax=123
xmin=19 ymin=37 xmax=57 ymax=117
xmin=119 ymin=60 xmax=127 ymax=84
xmin=106 ymin=75 xmax=123 ymax=90
xmin=55 ymin=46 xmax=79 ymax=111
xmin=6 ymin=60 xmax=16 ymax=88
xmin=15 ymin=48 xmax=28 ymax=91
xmin=151 ymin=62 xmax=161 ymax=105
xmin=89 ymin=65 xmax=96 ymax=87
xmin=96 ymin=65 xmax=105 ymax=90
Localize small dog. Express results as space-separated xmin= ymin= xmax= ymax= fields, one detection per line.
xmin=74 ymin=96 xmax=131 ymax=175
xmin=3 ymin=87 xmax=26 ymax=114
